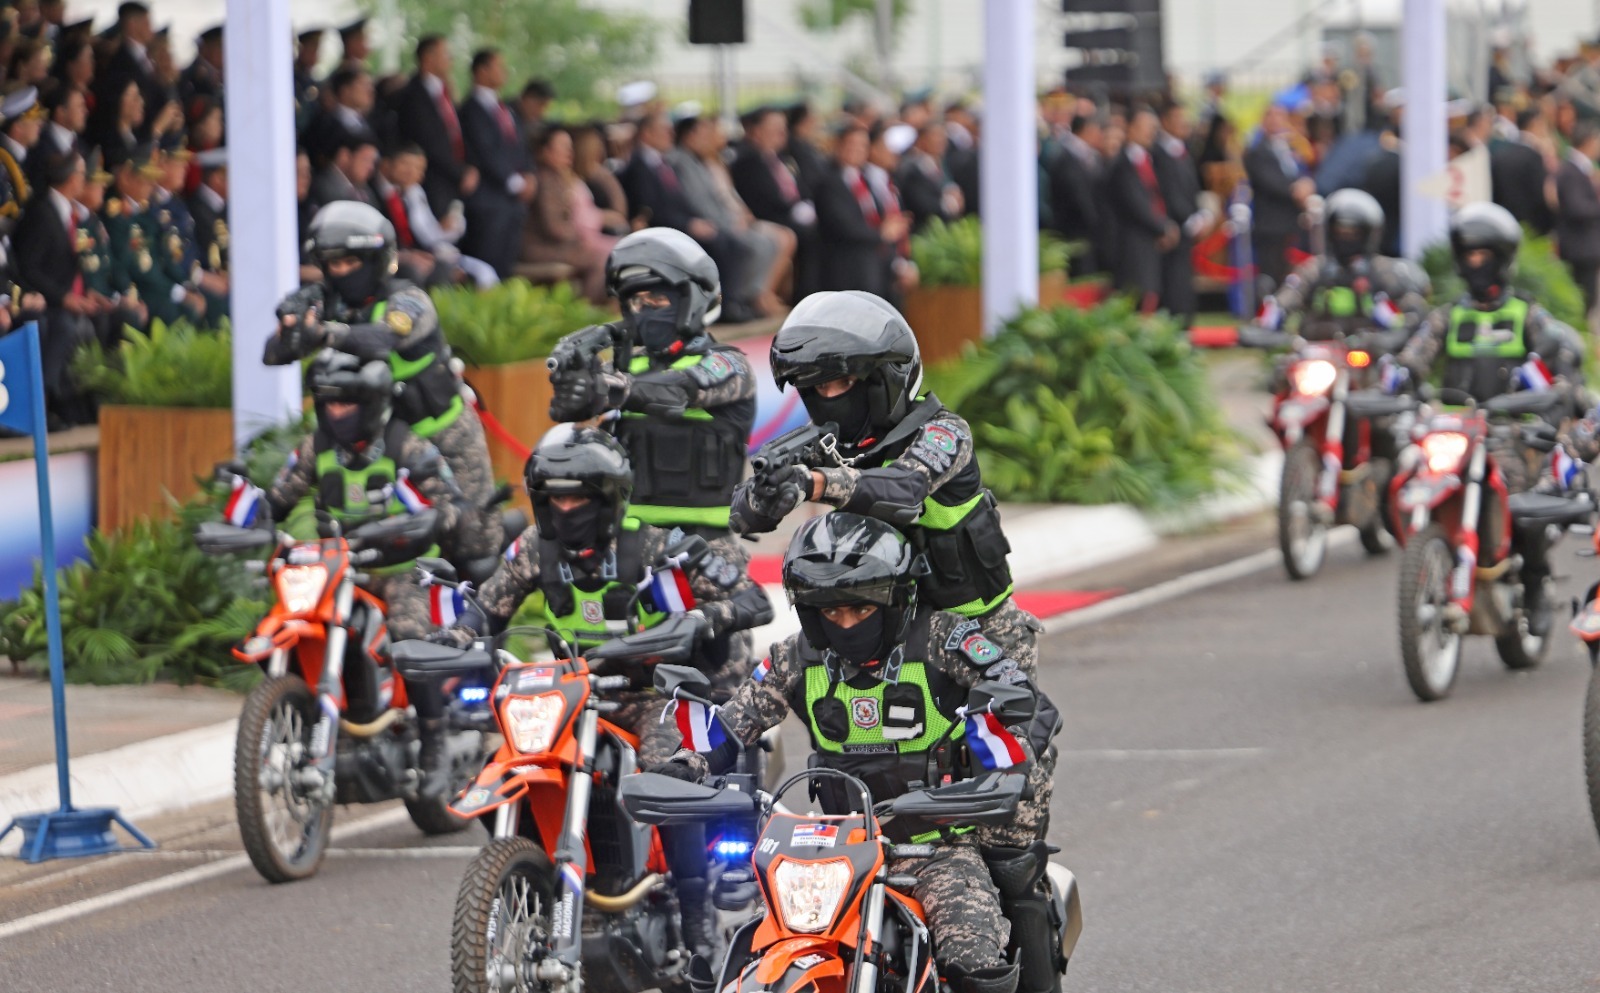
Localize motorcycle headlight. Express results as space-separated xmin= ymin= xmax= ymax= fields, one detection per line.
xmin=1290 ymin=359 xmax=1338 ymax=396
xmin=276 ymin=564 xmax=329 ymax=614
xmin=501 ymin=692 xmax=568 ymax=755
xmin=773 ymin=858 xmax=853 ymax=934
xmin=1420 ymin=431 xmax=1470 ymax=474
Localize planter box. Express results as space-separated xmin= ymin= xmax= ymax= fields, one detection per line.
xmin=98 ymin=405 xmax=233 ymax=531
xmin=901 ymin=285 xmax=983 ymax=365
xmin=465 ymin=359 xmax=555 ymax=513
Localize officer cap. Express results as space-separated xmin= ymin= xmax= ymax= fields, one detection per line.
xmin=117 ymin=2 xmax=150 ymax=20
xmin=297 ymin=26 xmax=325 ymax=45
xmin=0 ymin=86 xmax=40 ymax=126
xmin=197 ymin=24 xmax=223 ymax=45
xmin=195 ymin=147 xmax=227 ymax=171
xmin=340 ymin=17 xmax=368 ymax=39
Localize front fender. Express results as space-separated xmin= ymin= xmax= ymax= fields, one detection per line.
xmin=1393 ymin=474 xmax=1462 ymax=540
xmin=737 ymin=938 xmax=848 ymax=993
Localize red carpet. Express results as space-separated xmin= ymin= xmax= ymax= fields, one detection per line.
xmin=1188 ymin=325 xmax=1240 ymax=348
xmin=749 ymin=555 xmax=1118 ymax=618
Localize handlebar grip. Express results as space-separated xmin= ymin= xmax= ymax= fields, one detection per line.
xmin=592 ymin=674 xmax=631 ymax=691
xmin=594 ymin=700 xmax=621 ymax=713
xmin=889 ymin=843 xmax=934 ymax=859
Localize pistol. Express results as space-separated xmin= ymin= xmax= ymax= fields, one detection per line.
xmin=749 ymin=421 xmax=840 ymax=483
xmin=546 ymin=323 xmax=625 ymax=383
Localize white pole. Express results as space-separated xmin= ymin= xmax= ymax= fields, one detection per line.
xmin=225 ymin=0 xmax=301 ymax=451
xmin=980 ymin=0 xmax=1038 ymax=335
xmin=1401 ymin=0 xmax=1450 ymax=259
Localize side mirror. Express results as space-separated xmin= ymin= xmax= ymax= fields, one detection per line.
xmin=659 ymin=533 xmax=710 ymax=570
xmin=966 ymin=681 xmax=1035 ymax=724
xmin=415 ymin=557 xmax=459 ymax=584
xmin=654 ymin=663 xmax=713 ymax=699
xmin=618 ymin=772 xmax=756 ymax=825
xmin=194 ymin=521 xmax=275 ymax=554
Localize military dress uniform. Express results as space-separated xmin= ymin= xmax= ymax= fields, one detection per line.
xmin=0 ymin=140 xmax=29 ymax=238
xmin=104 ymin=195 xmax=201 ymax=327
xmin=76 ymin=202 xmax=139 ymax=343
xmin=187 ymin=186 xmax=229 ymax=320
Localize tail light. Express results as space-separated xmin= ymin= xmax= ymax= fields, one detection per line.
xmin=1347 ymin=349 xmax=1371 ymax=368
xmin=1290 ymin=359 xmax=1338 ymax=397
xmin=1420 ymin=432 xmax=1470 ymax=474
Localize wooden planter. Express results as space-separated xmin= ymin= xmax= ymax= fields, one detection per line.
xmin=98 ymin=405 xmax=233 ymax=532
xmin=464 ymin=359 xmax=555 ymax=513
xmin=901 ymin=285 xmax=983 ymax=365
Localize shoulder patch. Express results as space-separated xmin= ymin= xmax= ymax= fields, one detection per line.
xmin=386 ymin=309 xmax=414 ymax=334
xmin=943 ymin=618 xmax=982 ymax=652
xmin=959 ymin=632 xmax=1004 ymax=666
xmin=923 ymin=423 xmax=960 ymax=455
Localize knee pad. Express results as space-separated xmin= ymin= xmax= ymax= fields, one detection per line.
xmin=982 ymin=841 xmax=1051 ymax=899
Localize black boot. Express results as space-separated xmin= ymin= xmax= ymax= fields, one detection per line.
xmin=686 ymin=951 xmax=718 ymax=993
xmin=417 ymin=717 xmax=451 ymax=800
xmin=948 ymin=962 xmax=1021 ymax=993
xmin=985 ymin=844 xmax=1063 ymax=993
xmin=675 ymin=876 xmax=719 ymax=962
xmin=1525 ymin=574 xmax=1552 ymax=637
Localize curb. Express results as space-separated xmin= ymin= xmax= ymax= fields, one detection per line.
xmin=0 ymin=452 xmax=1281 ymax=845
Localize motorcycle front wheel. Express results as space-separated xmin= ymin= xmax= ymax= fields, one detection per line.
xmin=1398 ymin=523 xmax=1462 ymax=702
xmin=1278 ymin=443 xmax=1328 ymax=581
xmin=234 ymin=675 xmax=335 ymax=883
xmin=1585 ymin=662 xmax=1600 ymax=844
xmin=453 ymin=836 xmax=556 ymax=993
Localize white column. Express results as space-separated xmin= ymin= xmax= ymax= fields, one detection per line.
xmin=980 ymin=0 xmax=1038 ymax=336
xmin=226 ymin=0 xmax=301 ymax=451
xmin=1400 ymin=0 xmax=1449 ymax=260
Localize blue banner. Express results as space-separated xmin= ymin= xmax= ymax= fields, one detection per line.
xmin=0 ymin=324 xmax=42 ymax=434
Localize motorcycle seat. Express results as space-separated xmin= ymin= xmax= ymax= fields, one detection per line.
xmin=1345 ymin=392 xmax=1417 ymax=419
xmin=1507 ymin=492 xmax=1595 ymax=527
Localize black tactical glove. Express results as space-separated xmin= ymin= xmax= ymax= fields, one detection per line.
xmin=648 ymin=758 xmax=702 ymax=783
xmin=728 ymin=480 xmax=785 ymax=537
xmin=752 ymin=465 xmax=810 ymax=519
xmin=549 ymin=368 xmax=605 ymax=422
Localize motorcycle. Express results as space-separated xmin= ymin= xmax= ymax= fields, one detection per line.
xmin=1239 ymin=324 xmax=1415 ymax=580
xmin=1571 ymin=530 xmax=1600 ymax=844
xmin=618 ymin=669 xmax=1083 ymax=993
xmin=392 ymin=613 xmax=767 ymax=993
xmin=1390 ymin=388 xmax=1594 ymax=701
xmin=196 ymin=514 xmax=493 ymax=883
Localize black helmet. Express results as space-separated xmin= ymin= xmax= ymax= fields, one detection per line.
xmin=1324 ymin=188 xmax=1384 ymax=265
xmin=771 ymin=291 xmax=923 ymax=451
xmin=307 ymin=200 xmax=398 ymax=310
xmin=1450 ymin=201 xmax=1521 ymax=304
xmin=524 ymin=425 xmax=634 ymax=560
xmin=306 ymin=349 xmax=394 ymax=452
xmin=783 ymin=513 xmax=919 ymax=665
xmin=606 ymin=228 xmax=722 ymax=357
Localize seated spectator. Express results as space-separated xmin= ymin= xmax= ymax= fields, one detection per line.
xmin=813 ymin=122 xmax=908 ymax=300
xmin=377 ymin=142 xmax=496 ymax=288
xmin=731 ymin=105 xmax=818 ymax=296
xmin=522 ymin=125 xmax=613 ymax=302
xmin=310 ymin=134 xmax=378 ymax=208
xmin=305 ymin=66 xmax=379 ymax=168
xmin=15 ymin=150 xmax=95 ymax=426
xmin=98 ymin=77 xmax=145 ymax=172
xmin=295 ymin=147 xmax=322 ymax=283
xmin=0 ymin=85 xmax=43 ymax=235
xmin=186 ymin=146 xmax=229 ymax=315
xmin=76 ymin=150 xmax=148 ymax=346
xmin=573 ymin=123 xmax=629 ymax=235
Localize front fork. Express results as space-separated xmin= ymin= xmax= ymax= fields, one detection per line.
xmin=1447 ymin=445 xmax=1489 ymax=614
xmin=308 ymin=578 xmax=354 ymax=792
xmin=1316 ymin=374 xmax=1349 ymax=512
xmin=849 ymin=880 xmax=889 ymax=993
xmin=541 ymin=707 xmax=599 ymax=986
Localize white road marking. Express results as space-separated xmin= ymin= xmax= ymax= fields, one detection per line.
xmin=1042 ymin=531 xmax=1358 ymax=635
xmin=325 ymin=846 xmax=482 ymax=858
xmin=1057 ymin=748 xmax=1269 ymax=760
xmin=0 ymin=806 xmax=414 ymax=941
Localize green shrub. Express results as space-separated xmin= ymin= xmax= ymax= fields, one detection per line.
xmin=910 ymin=217 xmax=1072 ymax=289
xmin=1421 ymin=233 xmax=1587 ymax=330
xmin=72 ymin=319 xmax=232 ymax=408
xmin=432 ymin=278 xmax=611 ymax=366
xmin=0 ymin=502 xmax=266 ymax=689
xmin=935 ymin=300 xmax=1238 ymax=507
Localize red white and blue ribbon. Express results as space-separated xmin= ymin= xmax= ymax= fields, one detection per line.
xmin=1515 ymin=354 xmax=1554 ymax=392
xmin=1371 ymin=294 xmax=1400 ymax=329
xmin=389 ymin=469 xmax=432 ymax=514
xmin=964 ymin=712 xmax=1026 ymax=770
xmin=429 ymin=583 xmax=470 ymax=626
xmin=504 ymin=535 xmax=521 ymax=563
xmin=751 ymin=657 xmax=772 ymax=683
xmin=674 ymin=699 xmax=727 ymax=752
xmin=1553 ymin=447 xmax=1583 ymax=488
xmin=642 ymin=565 xmax=695 ymax=614
xmin=223 ymin=476 xmax=265 ymax=527
xmin=1256 ymin=296 xmax=1283 ymax=331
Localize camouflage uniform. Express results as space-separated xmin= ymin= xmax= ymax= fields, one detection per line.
xmin=440 ymin=520 xmax=774 ymax=766
xmin=265 ymin=425 xmax=467 ymax=642
xmin=1266 ymin=254 xmax=1432 ymax=340
xmin=264 ymin=280 xmax=503 ymax=566
xmin=672 ymin=607 xmax=1050 ymax=979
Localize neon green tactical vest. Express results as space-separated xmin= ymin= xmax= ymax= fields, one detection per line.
xmin=1313 ymin=285 xmax=1370 ymax=318
xmin=310 ymin=446 xmax=437 ymax=573
xmin=540 ymin=518 xmax=667 ymax=649
xmin=616 ymin=352 xmax=743 ymax=531
xmin=1442 ymin=297 xmax=1530 ymax=403
xmin=369 ymin=300 xmax=463 ymax=439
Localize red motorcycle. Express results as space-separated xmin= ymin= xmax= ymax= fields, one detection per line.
xmin=1390 ymin=389 xmax=1593 ymax=701
xmin=1241 ymin=325 xmax=1413 ymax=580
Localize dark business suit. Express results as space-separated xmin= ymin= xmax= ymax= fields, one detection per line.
xmin=812 ymin=163 xmax=891 ymax=298
xmin=391 ymin=74 xmax=469 ymax=219
xmin=616 ymin=148 xmax=746 ymax=312
xmin=27 ymin=126 xmax=80 ymax=192
xmin=1105 ymin=146 xmax=1168 ymax=302
xmin=1556 ymin=155 xmax=1600 ymax=319
xmin=1244 ymin=136 xmax=1304 ymax=287
xmin=895 ymin=152 xmax=956 ymax=234
xmin=1360 ymin=147 xmax=1402 ymax=257
xmin=1490 ymin=138 xmax=1553 ymax=235
xmin=1042 ymin=138 xmax=1103 ymax=273
xmin=945 ymin=140 xmax=979 ymax=218
xmin=731 ymin=142 xmax=818 ymax=296
xmin=458 ymin=91 xmax=528 ymax=279
xmin=93 ymin=40 xmax=163 ymax=145
xmin=14 ymin=193 xmax=93 ymax=416
xmin=1153 ymin=136 xmax=1202 ymax=326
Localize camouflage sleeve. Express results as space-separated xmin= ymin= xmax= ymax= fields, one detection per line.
xmin=1527 ymin=306 xmax=1586 ymax=385
xmin=641 ymin=526 xmax=774 ymax=636
xmin=670 ymin=635 xmax=803 ymax=777
xmin=326 ymin=286 xmax=441 ymax=364
xmin=621 ymin=347 xmax=755 ymax=419
xmin=1380 ymin=259 xmax=1433 ymax=329
xmin=471 ymin=524 xmax=543 ymax=627
xmin=265 ymin=436 xmax=317 ymax=519
xmin=1397 ymin=306 xmax=1450 ymax=380
xmin=816 ymin=410 xmax=973 ymax=525
xmin=929 ymin=611 xmax=1044 ymax=765
xmin=1270 ymin=256 xmax=1325 ymax=315
xmin=400 ymin=433 xmax=466 ymax=538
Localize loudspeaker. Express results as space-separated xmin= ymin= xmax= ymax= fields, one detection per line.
xmin=688 ymin=0 xmax=746 ymax=45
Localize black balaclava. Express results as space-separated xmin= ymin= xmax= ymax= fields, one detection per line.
xmin=1329 ymin=227 xmax=1367 ymax=268
xmin=803 ymin=383 xmax=873 ymax=447
xmin=1461 ymin=255 xmax=1504 ymax=304
xmin=625 ymin=286 xmax=686 ymax=356
xmin=327 ymin=259 xmax=384 ymax=311
xmin=550 ymin=500 xmax=604 ymax=554
xmin=324 ymin=404 xmax=368 ymax=448
xmin=821 ymin=609 xmax=888 ymax=667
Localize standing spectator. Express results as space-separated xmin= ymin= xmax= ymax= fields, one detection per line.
xmin=92 ymin=1 xmax=160 ymax=147
xmin=812 ymin=122 xmax=906 ymax=299
xmin=1491 ymin=106 xmax=1554 ymax=235
xmin=392 ymin=35 xmax=479 ymax=220
xmin=1245 ymin=102 xmax=1314 ymax=287
xmin=337 ymin=17 xmax=370 ymax=73
xmin=310 ymin=134 xmax=377 ymax=208
xmin=572 ymin=123 xmax=628 ymax=234
xmin=1154 ymin=101 xmax=1208 ymax=327
xmin=31 ymin=83 xmax=86 ymax=191
xmin=1556 ymin=121 xmax=1600 ymax=328
xmin=731 ymin=105 xmax=817 ymax=296
xmin=50 ymin=33 xmax=95 ymax=96
xmin=179 ymin=24 xmax=222 ymax=112
xmin=896 ymin=121 xmax=963 ymax=233
xmin=866 ymin=121 xmax=916 ymax=304
xmin=523 ymin=125 xmax=611 ymax=302
xmin=0 ymin=86 xmax=42 ymax=235
xmin=460 ymin=48 xmax=533 ymax=280
xmin=1106 ymin=105 xmax=1177 ymax=312
xmin=944 ymin=98 xmax=980 ymax=216
xmin=1043 ymin=112 xmax=1106 ymax=273
xmin=517 ymin=78 xmax=554 ymax=142
xmin=305 ymin=67 xmax=377 ymax=170
xmin=292 ymin=27 xmax=323 ymax=133
xmin=15 ymin=150 xmax=94 ymax=424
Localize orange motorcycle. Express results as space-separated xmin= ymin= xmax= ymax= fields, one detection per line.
xmin=619 ymin=668 xmax=1084 ymax=993
xmin=196 ymin=513 xmax=493 ymax=884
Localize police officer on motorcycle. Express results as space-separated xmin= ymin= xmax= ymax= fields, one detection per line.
xmin=1397 ymin=201 xmax=1593 ymax=632
xmin=264 ymin=200 xmax=503 ymax=579
xmin=261 ymin=351 xmax=468 ymax=798
xmin=1255 ymin=188 xmax=1432 ymax=341
xmin=432 ymin=425 xmax=774 ymax=959
xmin=653 ymin=513 xmax=1066 ymax=993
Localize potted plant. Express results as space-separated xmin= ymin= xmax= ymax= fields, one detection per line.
xmin=432 ymin=279 xmax=612 ymax=502
xmin=74 ymin=319 xmax=235 ymax=531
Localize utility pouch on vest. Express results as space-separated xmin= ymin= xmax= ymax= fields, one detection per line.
xmin=919 ymin=490 xmax=1013 ymax=611
xmin=881 ymin=682 xmax=927 ymax=742
xmin=811 ymin=695 xmax=851 ymax=744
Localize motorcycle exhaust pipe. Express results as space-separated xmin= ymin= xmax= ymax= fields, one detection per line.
xmin=585 ymin=872 xmax=665 ymax=913
xmin=340 ymin=708 xmax=404 ymax=738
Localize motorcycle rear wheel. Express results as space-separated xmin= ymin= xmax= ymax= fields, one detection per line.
xmin=1495 ymin=576 xmax=1551 ymax=671
xmin=1585 ymin=662 xmax=1600 ymax=844
xmin=1278 ymin=444 xmax=1328 ymax=581
xmin=1398 ymin=523 xmax=1462 ymax=702
xmin=235 ymin=675 xmax=335 ymax=883
xmin=406 ymin=732 xmax=484 ymax=836
xmin=453 ymin=836 xmax=555 ymax=993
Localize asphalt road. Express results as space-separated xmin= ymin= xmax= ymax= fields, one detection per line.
xmin=4 ymin=530 xmax=1600 ymax=992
